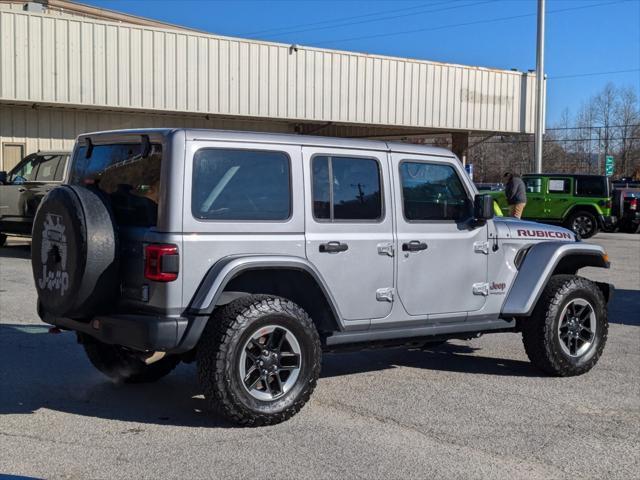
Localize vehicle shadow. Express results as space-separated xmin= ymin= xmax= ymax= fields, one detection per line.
xmin=322 ymin=341 xmax=544 ymax=379
xmin=0 ymin=324 xmax=546 ymax=429
xmin=0 ymin=242 xmax=31 ymax=259
xmin=608 ymin=289 xmax=640 ymax=326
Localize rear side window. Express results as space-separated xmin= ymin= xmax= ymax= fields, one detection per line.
xmin=71 ymin=143 xmax=162 ymax=227
xmin=192 ymin=149 xmax=291 ymax=221
xmin=53 ymin=156 xmax=68 ymax=181
xmin=34 ymin=155 xmax=64 ymax=182
xmin=312 ymin=156 xmax=382 ymax=221
xmin=400 ymin=162 xmax=471 ymax=222
xmin=548 ymin=178 xmax=571 ymax=194
xmin=576 ymin=177 xmax=607 ymax=197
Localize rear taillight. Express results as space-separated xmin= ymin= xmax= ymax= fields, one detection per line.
xmin=630 ymin=198 xmax=638 ymax=211
xmin=144 ymin=244 xmax=179 ymax=282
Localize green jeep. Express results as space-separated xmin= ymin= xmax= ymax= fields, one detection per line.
xmin=486 ymin=174 xmax=615 ymax=238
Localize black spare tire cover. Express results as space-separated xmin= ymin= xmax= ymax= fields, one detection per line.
xmin=31 ymin=185 xmax=119 ymax=318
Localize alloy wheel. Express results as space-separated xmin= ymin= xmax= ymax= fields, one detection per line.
xmin=572 ymin=215 xmax=594 ymax=237
xmin=557 ymin=298 xmax=596 ymax=357
xmin=239 ymin=325 xmax=302 ymax=401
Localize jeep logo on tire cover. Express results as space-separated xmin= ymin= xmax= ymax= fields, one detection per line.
xmin=38 ymin=213 xmax=70 ymax=296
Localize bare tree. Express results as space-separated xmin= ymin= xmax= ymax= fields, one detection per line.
xmin=463 ymin=82 xmax=639 ymax=182
xmin=614 ymin=86 xmax=640 ymax=176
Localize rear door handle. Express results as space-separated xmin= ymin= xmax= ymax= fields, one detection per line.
xmin=402 ymin=241 xmax=428 ymax=252
xmin=18 ymin=188 xmax=26 ymax=193
xmin=319 ymin=241 xmax=349 ymax=253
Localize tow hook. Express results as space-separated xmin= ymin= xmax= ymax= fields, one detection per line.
xmin=144 ymin=351 xmax=167 ymax=365
xmin=48 ymin=327 xmax=62 ymax=334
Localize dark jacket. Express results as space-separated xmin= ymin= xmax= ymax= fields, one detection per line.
xmin=505 ymin=176 xmax=527 ymax=205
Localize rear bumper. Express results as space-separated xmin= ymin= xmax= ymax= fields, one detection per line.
xmin=42 ymin=312 xmax=199 ymax=352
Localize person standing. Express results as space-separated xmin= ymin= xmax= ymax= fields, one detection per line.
xmin=503 ymin=172 xmax=527 ymax=219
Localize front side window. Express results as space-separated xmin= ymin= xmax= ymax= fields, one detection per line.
xmin=71 ymin=143 xmax=163 ymax=227
xmin=192 ymin=149 xmax=291 ymax=221
xmin=9 ymin=156 xmax=38 ymax=183
xmin=400 ymin=162 xmax=471 ymax=222
xmin=548 ymin=178 xmax=571 ymax=194
xmin=312 ymin=156 xmax=382 ymax=221
xmin=524 ymin=177 xmax=543 ymax=194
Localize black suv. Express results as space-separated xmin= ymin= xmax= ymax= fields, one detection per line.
xmin=0 ymin=151 xmax=70 ymax=246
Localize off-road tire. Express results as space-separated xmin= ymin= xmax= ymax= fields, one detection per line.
xmin=197 ymin=295 xmax=321 ymax=426
xmin=521 ymin=275 xmax=608 ymax=376
xmin=0 ymin=233 xmax=7 ymax=247
xmin=82 ymin=336 xmax=179 ymax=383
xmin=566 ymin=210 xmax=598 ymax=239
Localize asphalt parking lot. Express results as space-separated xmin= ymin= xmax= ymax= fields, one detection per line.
xmin=1 ymin=233 xmax=638 ymax=479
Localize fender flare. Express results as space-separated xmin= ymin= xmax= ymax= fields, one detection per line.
xmin=501 ymin=242 xmax=609 ymax=317
xmin=188 ymin=254 xmax=342 ymax=318
xmin=172 ymin=255 xmax=343 ymax=353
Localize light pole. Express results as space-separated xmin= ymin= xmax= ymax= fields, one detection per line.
xmin=534 ymin=0 xmax=545 ymax=173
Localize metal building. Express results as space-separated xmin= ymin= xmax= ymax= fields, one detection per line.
xmin=0 ymin=0 xmax=543 ymax=172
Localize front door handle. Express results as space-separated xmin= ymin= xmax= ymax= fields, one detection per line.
xmin=319 ymin=241 xmax=349 ymax=253
xmin=402 ymin=241 xmax=428 ymax=252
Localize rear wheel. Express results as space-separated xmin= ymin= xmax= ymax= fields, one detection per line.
xmin=82 ymin=336 xmax=179 ymax=383
xmin=566 ymin=210 xmax=598 ymax=238
xmin=197 ymin=295 xmax=321 ymax=426
xmin=521 ymin=275 xmax=608 ymax=376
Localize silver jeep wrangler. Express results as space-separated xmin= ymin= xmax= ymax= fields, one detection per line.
xmin=32 ymin=129 xmax=612 ymax=426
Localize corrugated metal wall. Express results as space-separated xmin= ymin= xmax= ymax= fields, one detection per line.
xmin=0 ymin=8 xmax=539 ymax=135
xmin=0 ymin=103 xmax=296 ymax=169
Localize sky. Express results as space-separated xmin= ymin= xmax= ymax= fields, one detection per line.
xmin=84 ymin=0 xmax=640 ymax=126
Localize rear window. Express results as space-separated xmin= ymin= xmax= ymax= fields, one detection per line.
xmin=71 ymin=143 xmax=162 ymax=227
xmin=192 ymin=149 xmax=291 ymax=221
xmin=576 ymin=177 xmax=607 ymax=197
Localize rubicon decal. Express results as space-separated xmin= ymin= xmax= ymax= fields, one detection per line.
xmin=516 ymin=229 xmax=573 ymax=239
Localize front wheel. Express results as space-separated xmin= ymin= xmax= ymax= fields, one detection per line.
xmin=566 ymin=210 xmax=598 ymax=238
xmin=521 ymin=275 xmax=608 ymax=376
xmin=197 ymin=295 xmax=321 ymax=426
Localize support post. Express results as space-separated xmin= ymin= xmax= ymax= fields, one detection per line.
xmin=534 ymin=0 xmax=546 ymax=173
xmin=451 ymin=132 xmax=469 ymax=165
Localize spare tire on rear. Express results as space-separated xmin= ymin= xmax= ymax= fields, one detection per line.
xmin=31 ymin=185 xmax=119 ymax=318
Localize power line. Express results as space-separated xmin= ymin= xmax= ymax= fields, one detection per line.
xmin=479 ymin=137 xmax=640 ymax=144
xmin=546 ymin=124 xmax=640 ymax=131
xmin=248 ymin=1 xmax=495 ymax=40
xmin=312 ymin=0 xmax=629 ymax=46
xmin=238 ymin=0 xmax=458 ymax=37
xmin=548 ymin=68 xmax=640 ymax=80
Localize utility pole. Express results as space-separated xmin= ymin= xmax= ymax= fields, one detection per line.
xmin=534 ymin=0 xmax=545 ymax=173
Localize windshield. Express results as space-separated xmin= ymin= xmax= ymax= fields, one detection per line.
xmin=71 ymin=143 xmax=162 ymax=227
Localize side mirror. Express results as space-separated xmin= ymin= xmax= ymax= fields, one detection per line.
xmin=0 ymin=171 xmax=6 ymax=185
xmin=474 ymin=194 xmax=494 ymax=223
